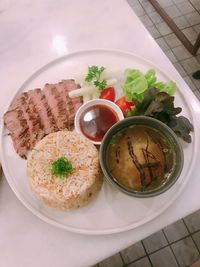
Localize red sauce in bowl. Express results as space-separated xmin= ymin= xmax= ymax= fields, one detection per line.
xmin=80 ymin=104 xmax=119 ymax=142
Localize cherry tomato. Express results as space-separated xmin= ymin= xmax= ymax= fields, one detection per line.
xmin=100 ymin=87 xmax=115 ymax=102
xmin=115 ymin=96 xmax=134 ymax=114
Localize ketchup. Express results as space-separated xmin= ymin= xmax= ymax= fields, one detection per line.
xmin=80 ymin=105 xmax=119 ymax=142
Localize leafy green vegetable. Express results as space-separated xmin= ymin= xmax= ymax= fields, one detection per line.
xmin=127 ymin=88 xmax=193 ymax=142
xmin=50 ymin=157 xmax=73 ymax=179
xmin=122 ymin=68 xmax=177 ymax=102
xmin=85 ymin=65 xmax=107 ymax=91
xmin=123 ymin=69 xmax=148 ymax=101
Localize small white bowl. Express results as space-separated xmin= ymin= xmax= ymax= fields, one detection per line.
xmin=74 ymin=99 xmax=124 ymax=145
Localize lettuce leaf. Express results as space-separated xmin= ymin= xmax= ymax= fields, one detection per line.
xmin=127 ymin=88 xmax=193 ymax=143
xmin=122 ymin=68 xmax=177 ymax=102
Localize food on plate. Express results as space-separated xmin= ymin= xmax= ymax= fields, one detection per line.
xmin=27 ymin=131 xmax=103 ymax=210
xmin=80 ymin=104 xmax=119 ymax=142
xmin=122 ymin=69 xmax=176 ymax=102
xmin=106 ymin=125 xmax=176 ymax=191
xmin=100 ymin=87 xmax=115 ymax=102
xmin=75 ymin=99 xmax=124 ymax=144
xmin=4 ymin=79 xmax=82 ymax=158
xmin=126 ymin=88 xmax=193 ymax=143
xmin=68 ymin=66 xmax=117 ymax=102
xmin=115 ymin=96 xmax=134 ymax=114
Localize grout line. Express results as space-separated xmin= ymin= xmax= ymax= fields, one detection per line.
xmin=162 ymin=229 xmax=181 ymax=267
xmin=182 ymin=219 xmax=200 ymax=254
xmin=189 ymin=0 xmax=200 ymax=16
xmin=123 ymin=255 xmax=147 ymax=267
xmin=119 ymin=252 xmax=125 ymax=265
xmin=141 ymin=240 xmax=154 ymax=267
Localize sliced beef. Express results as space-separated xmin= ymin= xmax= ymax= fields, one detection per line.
xmin=28 ymin=88 xmax=58 ymax=135
xmin=43 ymin=83 xmax=68 ymax=130
xmin=60 ymin=79 xmax=82 ymax=128
xmin=4 ymin=107 xmax=30 ymax=158
xmin=4 ymin=79 xmax=83 ymax=158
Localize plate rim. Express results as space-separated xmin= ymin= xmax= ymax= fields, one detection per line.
xmin=1 ymin=48 xmax=198 ymax=235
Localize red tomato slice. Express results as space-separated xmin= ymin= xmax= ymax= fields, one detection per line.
xmin=100 ymin=87 xmax=115 ymax=102
xmin=115 ymin=96 xmax=134 ymax=114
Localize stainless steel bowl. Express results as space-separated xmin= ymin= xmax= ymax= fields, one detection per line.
xmin=100 ymin=116 xmax=184 ymax=197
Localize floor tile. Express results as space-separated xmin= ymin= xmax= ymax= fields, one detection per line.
xmin=192 ymin=231 xmax=200 ymax=251
xmin=148 ymin=11 xmax=163 ymax=24
xmin=150 ymin=247 xmax=178 ymax=267
xmin=176 ymin=1 xmax=195 ymax=15
xmin=98 ymin=253 xmax=123 ymax=267
xmin=196 ymin=54 xmax=200 ymax=64
xmin=171 ymin=236 xmax=200 ymax=267
xmin=127 ymin=256 xmax=151 ymax=267
xmin=164 ymin=219 xmax=189 ymax=243
xmin=121 ymin=241 xmax=146 ymax=264
xmin=140 ymin=1 xmax=155 ymax=13
xmin=156 ymin=22 xmax=173 ymax=35
xmin=182 ymin=27 xmax=198 ymax=42
xmin=165 ymin=5 xmax=181 ymax=18
xmin=146 ymin=25 xmax=161 ymax=38
xmin=180 ymin=57 xmax=200 ymax=74
xmin=132 ymin=3 xmax=146 ymax=17
xmin=173 ymin=0 xmax=187 ymax=3
xmin=185 ymin=12 xmax=200 ymax=26
xmin=173 ymin=62 xmax=187 ymax=76
xmin=140 ymin=14 xmax=154 ymax=27
xmin=155 ymin=37 xmax=170 ymax=51
xmin=183 ymin=76 xmax=197 ymax=91
xmin=193 ymin=24 xmax=200 ymax=34
xmin=165 ymin=50 xmax=178 ymax=63
xmin=173 ymin=16 xmax=191 ymax=29
xmin=184 ymin=210 xmax=200 ymax=233
xmin=142 ymin=230 xmax=168 ymax=254
xmin=189 ymin=74 xmax=200 ymax=89
xmin=190 ymin=0 xmax=200 ymax=11
xmin=164 ymin=33 xmax=182 ymax=48
xmin=193 ymin=89 xmax=200 ymax=101
xmin=172 ymin=45 xmax=192 ymax=60
xmin=127 ymin=0 xmax=140 ymax=7
xmin=157 ymin=0 xmax=174 ymax=8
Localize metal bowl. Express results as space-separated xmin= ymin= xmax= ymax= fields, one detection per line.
xmin=100 ymin=116 xmax=184 ymax=197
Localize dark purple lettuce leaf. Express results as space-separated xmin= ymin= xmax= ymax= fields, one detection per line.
xmin=126 ymin=88 xmax=193 ymax=143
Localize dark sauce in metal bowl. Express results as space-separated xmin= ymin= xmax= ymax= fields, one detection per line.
xmin=107 ymin=125 xmax=175 ymax=192
xmin=80 ymin=104 xmax=119 ymax=142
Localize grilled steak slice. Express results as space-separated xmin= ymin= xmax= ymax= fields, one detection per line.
xmin=4 ymin=79 xmax=83 ymax=158
xmin=29 ymin=88 xmax=58 ymax=135
xmin=43 ymin=83 xmax=68 ymax=130
xmin=60 ymin=79 xmax=82 ymax=128
xmin=4 ymin=107 xmax=30 ymax=158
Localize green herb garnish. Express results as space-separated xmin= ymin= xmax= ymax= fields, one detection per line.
xmin=50 ymin=157 xmax=73 ymax=179
xmin=85 ymin=65 xmax=107 ymax=91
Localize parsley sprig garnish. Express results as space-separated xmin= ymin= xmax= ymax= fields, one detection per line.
xmin=50 ymin=157 xmax=73 ymax=179
xmin=85 ymin=65 xmax=107 ymax=91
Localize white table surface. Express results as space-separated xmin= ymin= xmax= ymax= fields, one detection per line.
xmin=1 ymin=1 xmax=200 ymax=266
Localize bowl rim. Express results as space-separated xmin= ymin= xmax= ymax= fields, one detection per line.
xmin=74 ymin=99 xmax=124 ymax=145
xmin=100 ymin=116 xmax=184 ymax=198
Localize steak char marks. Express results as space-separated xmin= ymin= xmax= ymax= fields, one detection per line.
xmin=4 ymin=79 xmax=82 ymax=158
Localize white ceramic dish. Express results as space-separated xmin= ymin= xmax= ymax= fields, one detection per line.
xmin=74 ymin=99 xmax=124 ymax=145
xmin=0 ymin=49 xmax=197 ymax=235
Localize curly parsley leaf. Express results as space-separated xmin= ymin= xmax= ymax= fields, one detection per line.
xmin=85 ymin=65 xmax=107 ymax=91
xmin=50 ymin=157 xmax=73 ymax=179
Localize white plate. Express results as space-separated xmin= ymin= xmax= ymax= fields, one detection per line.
xmin=0 ymin=49 xmax=197 ymax=235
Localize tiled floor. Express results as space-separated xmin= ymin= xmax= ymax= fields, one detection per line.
xmin=94 ymin=0 xmax=200 ymax=266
